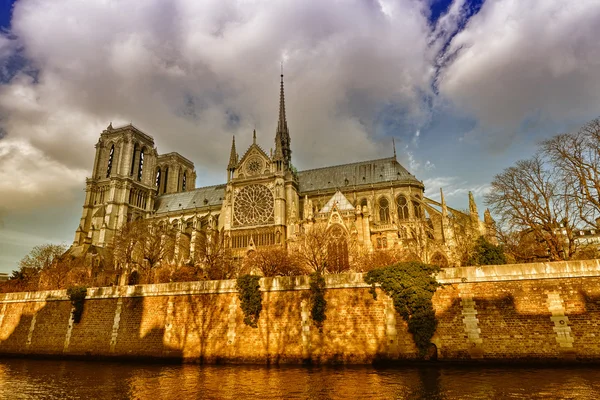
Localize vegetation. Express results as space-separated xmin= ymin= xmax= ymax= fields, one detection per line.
xmin=67 ymin=286 xmax=87 ymax=323
xmin=236 ymin=274 xmax=262 ymax=328
xmin=466 ymin=236 xmax=507 ymax=266
xmin=364 ymin=262 xmax=440 ymax=357
xmin=487 ymin=118 xmax=600 ymax=261
xmin=245 ymin=247 xmax=306 ymax=277
xmin=309 ymin=272 xmax=327 ymax=330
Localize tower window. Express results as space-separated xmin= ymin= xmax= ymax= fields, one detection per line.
xmin=130 ymin=143 xmax=138 ymax=176
xmin=378 ymin=197 xmax=390 ymax=223
xmin=137 ymin=148 xmax=144 ymax=181
xmin=106 ymin=144 xmax=114 ymax=178
xmin=397 ymin=195 xmax=409 ymax=220
xmin=155 ymin=168 xmax=161 ymax=191
xmin=182 ymin=171 xmax=187 ymax=191
xmin=163 ymin=167 xmax=169 ymax=193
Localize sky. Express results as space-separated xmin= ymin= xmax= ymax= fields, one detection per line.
xmin=0 ymin=0 xmax=599 ymax=273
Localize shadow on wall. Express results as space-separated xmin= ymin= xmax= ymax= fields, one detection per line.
xmin=433 ymin=282 xmax=600 ymax=360
xmin=2 ymin=277 xmax=600 ymax=362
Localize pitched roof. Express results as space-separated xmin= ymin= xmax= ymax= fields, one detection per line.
xmin=154 ymin=184 xmax=225 ymax=214
xmin=297 ymin=157 xmax=420 ymax=193
xmin=320 ymin=191 xmax=355 ymax=214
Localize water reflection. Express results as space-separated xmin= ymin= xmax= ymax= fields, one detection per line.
xmin=1 ymin=359 xmax=600 ymax=399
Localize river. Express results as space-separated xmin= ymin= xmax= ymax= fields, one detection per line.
xmin=1 ymin=358 xmax=600 ymax=399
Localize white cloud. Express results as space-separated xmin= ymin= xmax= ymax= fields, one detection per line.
xmin=0 ymin=0 xmax=435 ymax=212
xmin=438 ymin=0 xmax=600 ymax=146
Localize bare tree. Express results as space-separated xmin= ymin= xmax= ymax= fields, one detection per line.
xmin=485 ymin=155 xmax=577 ymax=261
xmin=246 ymin=246 xmax=305 ymax=277
xmin=295 ymin=224 xmax=331 ymax=274
xmin=11 ymin=243 xmax=67 ymax=291
xmin=542 ymin=118 xmax=600 ymax=227
xmin=193 ymin=229 xmax=239 ymax=280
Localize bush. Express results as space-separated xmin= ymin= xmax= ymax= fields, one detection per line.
xmin=66 ymin=286 xmax=87 ymax=323
xmin=364 ymin=262 xmax=440 ymax=357
xmin=236 ymin=275 xmax=262 ymax=328
xmin=468 ymin=236 xmax=507 ymax=266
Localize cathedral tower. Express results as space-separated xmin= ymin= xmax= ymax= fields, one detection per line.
xmin=74 ymin=124 xmax=159 ymax=247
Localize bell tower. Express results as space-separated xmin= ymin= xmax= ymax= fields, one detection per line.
xmin=74 ymin=123 xmax=158 ymax=247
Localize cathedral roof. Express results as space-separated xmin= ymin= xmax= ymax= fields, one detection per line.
xmin=154 ymin=184 xmax=226 ymax=214
xmin=297 ymin=157 xmax=421 ymax=193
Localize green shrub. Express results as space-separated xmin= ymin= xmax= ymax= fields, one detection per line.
xmin=309 ymin=272 xmax=327 ymax=330
xmin=364 ymin=262 xmax=440 ymax=357
xmin=236 ymin=275 xmax=262 ymax=328
xmin=66 ymin=286 xmax=87 ymax=323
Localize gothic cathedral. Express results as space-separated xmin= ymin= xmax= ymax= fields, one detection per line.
xmin=73 ymin=75 xmax=495 ymax=269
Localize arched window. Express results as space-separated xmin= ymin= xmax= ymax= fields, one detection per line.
xmin=130 ymin=143 xmax=138 ymax=176
xmin=360 ymin=198 xmax=368 ymax=209
xmin=327 ymin=225 xmax=349 ymax=273
xmin=396 ymin=195 xmax=409 ymax=220
xmin=378 ymin=197 xmax=390 ymax=223
xmin=106 ymin=144 xmax=114 ymax=178
xmin=431 ymin=253 xmax=448 ymax=268
xmin=163 ymin=167 xmax=169 ymax=193
xmin=155 ymin=168 xmax=161 ymax=192
xmin=182 ymin=171 xmax=187 ymax=191
xmin=412 ymin=199 xmax=422 ymax=219
xmin=137 ymin=148 xmax=145 ymax=181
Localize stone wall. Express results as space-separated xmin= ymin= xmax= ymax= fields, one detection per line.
xmin=2 ymin=260 xmax=600 ymax=364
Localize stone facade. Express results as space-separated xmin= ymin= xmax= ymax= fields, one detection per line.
xmin=2 ymin=260 xmax=600 ymax=363
xmin=72 ymin=75 xmax=494 ymax=267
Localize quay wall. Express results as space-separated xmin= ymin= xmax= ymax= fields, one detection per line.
xmin=2 ymin=260 xmax=600 ymax=363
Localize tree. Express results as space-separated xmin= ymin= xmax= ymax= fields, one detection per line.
xmin=485 ymin=155 xmax=577 ymax=261
xmin=542 ymin=118 xmax=600 ymax=227
xmin=112 ymin=220 xmax=176 ymax=279
xmin=193 ymin=229 xmax=240 ymax=280
xmin=466 ymin=236 xmax=507 ymax=266
xmin=296 ymin=224 xmax=331 ymax=274
xmin=246 ymin=246 xmax=305 ymax=277
xmin=12 ymin=243 xmax=67 ymax=290
xmin=19 ymin=243 xmax=67 ymax=274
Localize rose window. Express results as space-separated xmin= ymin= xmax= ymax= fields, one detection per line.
xmin=245 ymin=157 xmax=263 ymax=176
xmin=234 ymin=184 xmax=274 ymax=226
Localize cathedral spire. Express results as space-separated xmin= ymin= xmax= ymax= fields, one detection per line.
xmin=274 ymin=72 xmax=291 ymax=167
xmin=228 ymin=136 xmax=237 ymax=169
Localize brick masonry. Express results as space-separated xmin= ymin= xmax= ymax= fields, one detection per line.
xmin=2 ymin=260 xmax=600 ymax=363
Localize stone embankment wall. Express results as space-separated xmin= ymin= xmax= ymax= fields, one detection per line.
xmin=2 ymin=260 xmax=600 ymax=363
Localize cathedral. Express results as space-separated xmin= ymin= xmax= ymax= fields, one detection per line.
xmin=73 ymin=75 xmax=495 ymax=270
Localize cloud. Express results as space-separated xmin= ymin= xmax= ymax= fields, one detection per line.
xmin=0 ymin=0 xmax=436 ymax=214
xmin=0 ymin=137 xmax=86 ymax=210
xmin=437 ymin=0 xmax=600 ymax=148
xmin=424 ymin=175 xmax=490 ymax=203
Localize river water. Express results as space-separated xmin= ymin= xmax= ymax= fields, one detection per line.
xmin=1 ymin=358 xmax=600 ymax=399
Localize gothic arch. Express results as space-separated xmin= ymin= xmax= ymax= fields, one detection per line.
xmin=155 ymin=167 xmax=162 ymax=193
xmin=412 ymin=197 xmax=423 ymax=219
xmin=430 ymin=252 xmax=448 ymax=268
xmin=327 ymin=224 xmax=349 ymax=273
xmin=106 ymin=144 xmax=115 ymax=178
xmin=396 ymin=195 xmax=409 ymax=220
xmin=137 ymin=147 xmax=146 ymax=181
xmin=377 ymin=196 xmax=390 ymax=223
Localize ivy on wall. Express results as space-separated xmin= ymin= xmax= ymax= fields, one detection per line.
xmin=309 ymin=272 xmax=327 ymax=330
xmin=66 ymin=286 xmax=87 ymax=323
xmin=364 ymin=262 xmax=440 ymax=356
xmin=236 ymin=275 xmax=262 ymax=328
